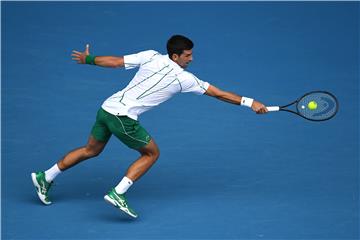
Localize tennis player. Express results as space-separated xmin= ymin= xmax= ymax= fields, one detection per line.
xmin=31 ymin=35 xmax=268 ymax=218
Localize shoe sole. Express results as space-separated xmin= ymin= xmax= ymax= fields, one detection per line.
xmin=31 ymin=173 xmax=51 ymax=205
xmin=104 ymin=195 xmax=137 ymax=218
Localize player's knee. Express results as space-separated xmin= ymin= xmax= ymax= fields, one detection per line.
xmin=143 ymin=146 xmax=160 ymax=162
xmin=150 ymin=143 xmax=160 ymax=160
xmin=84 ymin=145 xmax=102 ymax=158
xmin=153 ymin=147 xmax=160 ymax=161
xmin=139 ymin=139 xmax=160 ymax=162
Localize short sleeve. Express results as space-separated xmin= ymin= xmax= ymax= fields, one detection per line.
xmin=179 ymin=72 xmax=210 ymax=95
xmin=123 ymin=50 xmax=159 ymax=70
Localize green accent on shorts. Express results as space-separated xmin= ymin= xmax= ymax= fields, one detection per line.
xmin=91 ymin=108 xmax=151 ymax=150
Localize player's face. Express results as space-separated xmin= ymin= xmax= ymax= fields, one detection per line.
xmin=173 ymin=49 xmax=193 ymax=68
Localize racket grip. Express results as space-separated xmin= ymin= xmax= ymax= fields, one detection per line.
xmin=266 ymin=106 xmax=280 ymax=112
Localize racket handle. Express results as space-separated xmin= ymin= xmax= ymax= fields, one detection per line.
xmin=266 ymin=106 xmax=280 ymax=112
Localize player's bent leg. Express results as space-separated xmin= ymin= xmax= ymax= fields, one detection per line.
xmin=126 ymin=139 xmax=160 ymax=181
xmin=104 ymin=139 xmax=160 ymax=218
xmin=57 ymin=135 xmax=108 ymax=171
xmin=32 ymin=109 xmax=112 ymax=205
xmin=31 ymin=136 xmax=108 ymax=205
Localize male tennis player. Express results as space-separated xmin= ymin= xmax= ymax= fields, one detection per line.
xmin=31 ymin=35 xmax=268 ymax=218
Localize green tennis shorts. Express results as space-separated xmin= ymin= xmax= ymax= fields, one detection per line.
xmin=91 ymin=108 xmax=151 ymax=150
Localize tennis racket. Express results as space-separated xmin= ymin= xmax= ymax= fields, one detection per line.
xmin=266 ymin=91 xmax=339 ymax=121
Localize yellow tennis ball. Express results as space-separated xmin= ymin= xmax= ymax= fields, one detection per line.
xmin=308 ymin=101 xmax=318 ymax=110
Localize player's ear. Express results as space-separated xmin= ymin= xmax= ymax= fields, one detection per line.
xmin=171 ymin=53 xmax=179 ymax=61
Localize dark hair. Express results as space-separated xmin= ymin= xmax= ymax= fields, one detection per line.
xmin=167 ymin=35 xmax=194 ymax=58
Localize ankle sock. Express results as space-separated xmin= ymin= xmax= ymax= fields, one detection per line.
xmin=44 ymin=163 xmax=62 ymax=182
xmin=114 ymin=176 xmax=133 ymax=194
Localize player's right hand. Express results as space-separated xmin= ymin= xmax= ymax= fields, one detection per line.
xmin=252 ymin=100 xmax=268 ymax=114
xmin=71 ymin=44 xmax=90 ymax=64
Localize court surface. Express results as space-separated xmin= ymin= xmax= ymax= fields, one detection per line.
xmin=2 ymin=2 xmax=359 ymax=239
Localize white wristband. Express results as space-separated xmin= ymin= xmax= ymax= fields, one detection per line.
xmin=241 ymin=97 xmax=254 ymax=108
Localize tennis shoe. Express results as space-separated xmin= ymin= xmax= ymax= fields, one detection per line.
xmin=104 ymin=188 xmax=138 ymax=218
xmin=31 ymin=171 xmax=53 ymax=205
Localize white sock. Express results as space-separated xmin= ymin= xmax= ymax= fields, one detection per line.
xmin=114 ymin=176 xmax=133 ymax=194
xmin=44 ymin=163 xmax=62 ymax=182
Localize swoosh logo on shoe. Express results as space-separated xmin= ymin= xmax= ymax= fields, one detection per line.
xmin=40 ymin=182 xmax=47 ymax=194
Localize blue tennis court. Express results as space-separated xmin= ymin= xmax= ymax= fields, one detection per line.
xmin=2 ymin=2 xmax=359 ymax=239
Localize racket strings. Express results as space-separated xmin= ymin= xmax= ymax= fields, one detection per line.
xmin=297 ymin=92 xmax=338 ymax=121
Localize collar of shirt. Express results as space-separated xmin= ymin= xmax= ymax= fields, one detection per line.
xmin=165 ymin=55 xmax=185 ymax=73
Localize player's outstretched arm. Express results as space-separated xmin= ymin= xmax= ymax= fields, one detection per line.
xmin=71 ymin=44 xmax=124 ymax=68
xmin=204 ymin=84 xmax=268 ymax=114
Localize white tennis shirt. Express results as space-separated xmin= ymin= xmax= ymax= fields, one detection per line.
xmin=101 ymin=50 xmax=210 ymax=120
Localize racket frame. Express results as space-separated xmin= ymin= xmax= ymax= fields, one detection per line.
xmin=268 ymin=90 xmax=339 ymax=122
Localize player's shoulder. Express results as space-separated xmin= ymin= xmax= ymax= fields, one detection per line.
xmin=139 ymin=49 xmax=161 ymax=57
xmin=147 ymin=49 xmax=160 ymax=54
xmin=178 ymin=70 xmax=197 ymax=81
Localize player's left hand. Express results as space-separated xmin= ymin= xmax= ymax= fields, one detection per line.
xmin=71 ymin=44 xmax=90 ymax=64
xmin=252 ymin=100 xmax=268 ymax=114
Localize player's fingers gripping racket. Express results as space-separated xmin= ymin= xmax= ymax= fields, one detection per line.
xmin=266 ymin=91 xmax=339 ymax=121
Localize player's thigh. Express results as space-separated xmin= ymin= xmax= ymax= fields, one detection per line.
xmin=89 ymin=108 xmax=112 ymax=154
xmin=109 ymin=115 xmax=152 ymax=150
